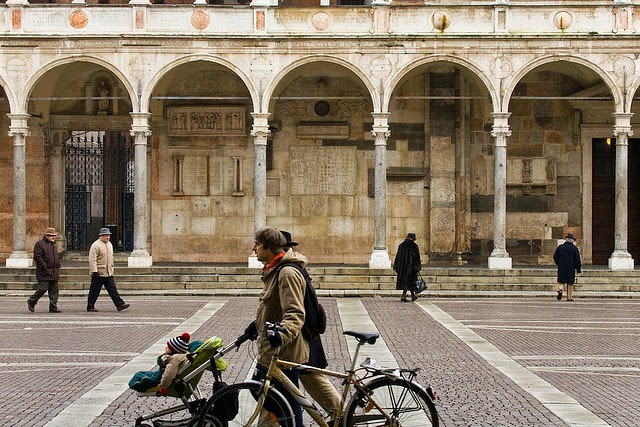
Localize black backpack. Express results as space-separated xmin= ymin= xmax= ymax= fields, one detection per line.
xmin=275 ymin=263 xmax=327 ymax=341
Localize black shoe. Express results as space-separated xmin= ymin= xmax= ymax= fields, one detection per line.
xmin=27 ymin=300 xmax=35 ymax=313
xmin=87 ymin=307 xmax=99 ymax=312
xmin=117 ymin=303 xmax=130 ymax=312
xmin=49 ymin=307 xmax=61 ymax=313
xmin=411 ymin=295 xmax=418 ymax=301
xmin=400 ymin=297 xmax=409 ymax=302
xmin=557 ymin=290 xmax=563 ymax=301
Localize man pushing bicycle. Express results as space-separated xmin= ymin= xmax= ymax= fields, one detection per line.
xmin=246 ymin=227 xmax=309 ymax=426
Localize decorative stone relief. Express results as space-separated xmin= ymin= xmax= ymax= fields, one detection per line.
xmin=507 ymin=157 xmax=557 ymax=194
xmin=5 ymin=56 xmax=28 ymax=88
xmin=493 ymin=55 xmax=512 ymax=79
xmin=553 ymin=11 xmax=573 ymax=31
xmin=337 ymin=100 xmax=367 ymax=117
xmin=250 ymin=56 xmax=273 ymax=80
xmin=69 ymin=10 xmax=89 ymax=29
xmin=167 ymin=107 xmax=246 ymax=136
xmin=311 ymin=12 xmax=331 ymax=31
xmin=256 ymin=10 xmax=265 ymax=31
xmin=432 ymin=11 xmax=451 ymax=32
xmin=369 ymin=55 xmax=393 ymax=81
xmin=191 ymin=10 xmax=210 ymax=31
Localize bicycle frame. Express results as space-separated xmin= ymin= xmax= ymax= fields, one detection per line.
xmin=253 ymin=335 xmax=398 ymax=427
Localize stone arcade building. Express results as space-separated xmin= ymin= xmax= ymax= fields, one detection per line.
xmin=1 ymin=0 xmax=639 ymax=270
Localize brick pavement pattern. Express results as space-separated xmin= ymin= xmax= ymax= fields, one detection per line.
xmin=1 ymin=296 xmax=638 ymax=426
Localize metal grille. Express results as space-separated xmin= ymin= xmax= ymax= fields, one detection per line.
xmin=64 ymin=132 xmax=135 ymax=251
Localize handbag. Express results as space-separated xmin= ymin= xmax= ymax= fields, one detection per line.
xmin=412 ymin=275 xmax=427 ymax=294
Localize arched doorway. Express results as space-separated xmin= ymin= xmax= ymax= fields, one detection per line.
xmin=64 ymin=130 xmax=134 ymax=251
xmin=28 ymin=61 xmax=134 ymax=252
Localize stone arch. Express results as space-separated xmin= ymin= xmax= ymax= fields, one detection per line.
xmin=142 ymin=54 xmax=259 ymax=113
xmin=383 ymin=55 xmax=498 ymax=112
xmin=625 ymin=72 xmax=640 ymax=113
xmin=0 ymin=77 xmax=18 ymax=113
xmin=19 ymin=55 xmax=137 ymax=113
xmin=261 ymin=55 xmax=378 ymax=113
xmin=503 ymin=55 xmax=622 ymax=112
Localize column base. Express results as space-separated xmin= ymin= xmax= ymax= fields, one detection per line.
xmin=488 ymin=254 xmax=512 ymax=270
xmin=369 ymin=248 xmax=391 ymax=269
xmin=248 ymin=254 xmax=263 ymax=268
xmin=128 ymin=250 xmax=153 ymax=268
xmin=608 ymin=251 xmax=634 ymax=270
xmin=6 ymin=251 xmax=33 ymax=268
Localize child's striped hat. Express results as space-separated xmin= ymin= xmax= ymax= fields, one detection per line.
xmin=167 ymin=332 xmax=190 ymax=354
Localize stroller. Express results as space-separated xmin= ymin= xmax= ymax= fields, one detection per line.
xmin=132 ymin=333 xmax=252 ymax=427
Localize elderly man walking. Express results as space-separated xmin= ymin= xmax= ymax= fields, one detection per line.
xmin=553 ymin=233 xmax=582 ymax=302
xmin=87 ymin=227 xmax=130 ymax=312
xmin=28 ymin=227 xmax=62 ymax=313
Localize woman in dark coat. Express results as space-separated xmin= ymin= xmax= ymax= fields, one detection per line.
xmin=553 ymin=233 xmax=582 ymax=301
xmin=393 ymin=233 xmax=422 ymax=302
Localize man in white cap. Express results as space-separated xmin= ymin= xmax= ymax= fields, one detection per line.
xmin=87 ymin=227 xmax=130 ymax=312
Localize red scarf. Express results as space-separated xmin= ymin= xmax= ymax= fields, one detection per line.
xmin=263 ymin=252 xmax=286 ymax=271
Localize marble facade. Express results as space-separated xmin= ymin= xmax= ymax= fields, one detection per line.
xmin=1 ymin=1 xmax=640 ymax=269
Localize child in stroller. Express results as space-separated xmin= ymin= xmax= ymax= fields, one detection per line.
xmin=129 ymin=333 xmax=229 ymax=427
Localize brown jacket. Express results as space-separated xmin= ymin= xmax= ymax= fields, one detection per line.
xmin=33 ymin=237 xmax=60 ymax=281
xmin=256 ymin=250 xmax=309 ymax=366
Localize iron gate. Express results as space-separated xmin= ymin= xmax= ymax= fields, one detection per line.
xmin=64 ymin=131 xmax=135 ymax=251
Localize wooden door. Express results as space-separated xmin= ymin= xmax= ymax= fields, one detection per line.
xmin=591 ymin=138 xmax=640 ymax=264
xmin=591 ymin=138 xmax=615 ymax=264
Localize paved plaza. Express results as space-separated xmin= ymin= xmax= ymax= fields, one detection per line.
xmin=1 ymin=295 xmax=638 ymax=426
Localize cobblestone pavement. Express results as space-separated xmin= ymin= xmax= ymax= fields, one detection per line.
xmin=1 ymin=295 xmax=638 ymax=426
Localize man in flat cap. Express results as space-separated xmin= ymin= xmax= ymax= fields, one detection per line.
xmin=87 ymin=227 xmax=130 ymax=312
xmin=28 ymin=227 xmax=61 ymax=313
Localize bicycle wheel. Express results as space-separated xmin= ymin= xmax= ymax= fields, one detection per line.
xmin=197 ymin=381 xmax=295 ymax=427
xmin=344 ymin=376 xmax=438 ymax=427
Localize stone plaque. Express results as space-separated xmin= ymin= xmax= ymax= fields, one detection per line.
xmin=296 ymin=122 xmax=350 ymax=140
xmin=168 ymin=107 xmax=246 ymax=136
xmin=290 ymin=146 xmax=356 ymax=195
xmin=182 ymin=156 xmax=209 ymax=195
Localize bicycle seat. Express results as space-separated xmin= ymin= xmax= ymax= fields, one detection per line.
xmin=343 ymin=331 xmax=379 ymax=345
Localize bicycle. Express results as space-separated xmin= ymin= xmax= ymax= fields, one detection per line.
xmin=197 ymin=322 xmax=439 ymax=427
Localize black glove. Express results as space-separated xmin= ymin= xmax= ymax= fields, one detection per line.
xmin=92 ymin=272 xmax=99 ymax=279
xmin=267 ymin=330 xmax=282 ymax=348
xmin=244 ymin=321 xmax=258 ymax=341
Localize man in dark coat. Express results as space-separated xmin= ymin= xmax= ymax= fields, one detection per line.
xmin=393 ymin=233 xmax=422 ymax=302
xmin=28 ymin=227 xmax=61 ymax=313
xmin=553 ymin=233 xmax=582 ymax=302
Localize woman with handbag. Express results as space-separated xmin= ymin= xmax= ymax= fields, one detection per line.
xmin=393 ymin=233 xmax=422 ymax=302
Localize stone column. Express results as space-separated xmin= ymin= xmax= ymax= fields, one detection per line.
xmin=608 ymin=112 xmax=634 ymax=270
xmin=369 ymin=113 xmax=392 ymax=269
xmin=49 ymin=137 xmax=65 ymax=250
xmin=6 ymin=114 xmax=32 ymax=267
xmin=128 ymin=113 xmax=153 ymax=267
xmin=249 ymin=113 xmax=270 ymax=268
xmin=488 ymin=112 xmax=512 ymax=269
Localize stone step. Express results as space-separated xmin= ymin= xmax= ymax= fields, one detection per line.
xmin=3 ymin=267 xmax=640 ymax=294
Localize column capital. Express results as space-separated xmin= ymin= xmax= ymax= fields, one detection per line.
xmin=491 ymin=112 xmax=511 ymax=139
xmin=371 ymin=112 xmax=391 ymax=127
xmin=613 ymin=112 xmax=634 ymax=138
xmin=7 ymin=113 xmax=30 ymax=138
xmin=251 ymin=112 xmax=271 ymax=142
xmin=130 ymin=112 xmax=152 ymax=137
